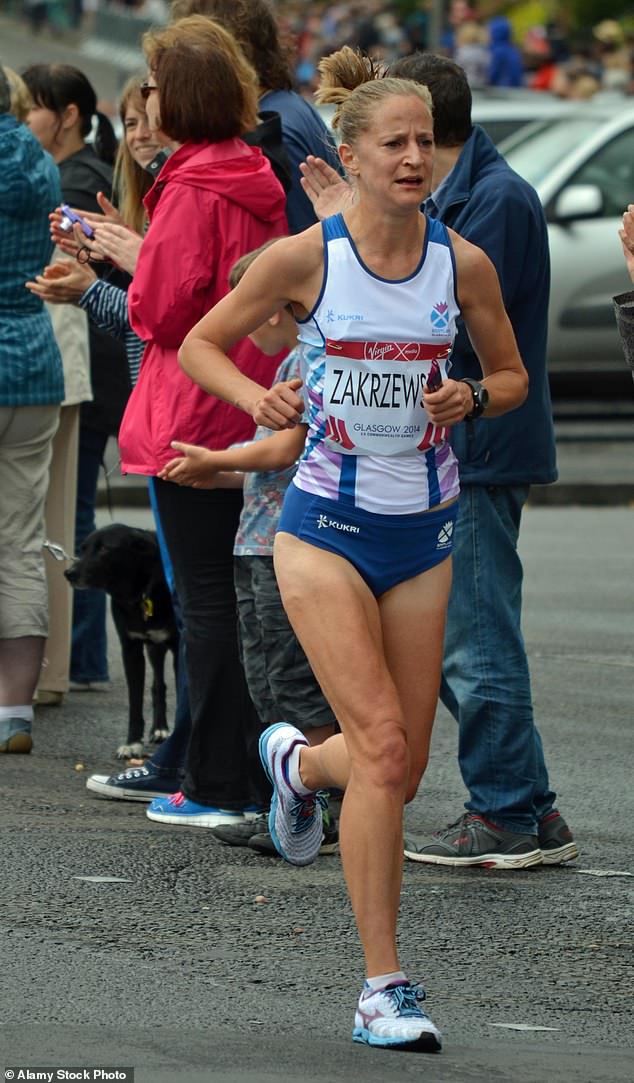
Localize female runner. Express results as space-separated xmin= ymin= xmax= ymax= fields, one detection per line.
xmin=178 ymin=48 xmax=528 ymax=1053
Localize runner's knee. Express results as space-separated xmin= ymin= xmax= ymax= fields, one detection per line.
xmin=354 ymin=722 xmax=409 ymax=793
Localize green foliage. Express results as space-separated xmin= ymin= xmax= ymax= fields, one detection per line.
xmin=565 ymin=0 xmax=630 ymax=27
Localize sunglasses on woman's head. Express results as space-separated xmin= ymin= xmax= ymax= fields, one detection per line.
xmin=140 ymin=81 xmax=158 ymax=100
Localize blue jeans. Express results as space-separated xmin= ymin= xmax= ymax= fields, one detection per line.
xmin=440 ymin=485 xmax=556 ymax=834
xmin=70 ymin=427 xmax=108 ymax=683
xmin=146 ymin=476 xmax=191 ymax=773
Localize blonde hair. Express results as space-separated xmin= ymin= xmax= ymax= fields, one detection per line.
xmin=2 ymin=65 xmax=32 ymax=123
xmin=316 ymin=46 xmax=433 ymax=146
xmin=112 ymin=75 xmax=154 ymax=234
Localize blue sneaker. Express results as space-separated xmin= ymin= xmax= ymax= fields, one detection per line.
xmin=0 ymin=716 xmax=32 ymax=754
xmin=146 ymin=791 xmax=245 ymax=827
xmin=86 ymin=765 xmax=180 ymax=802
xmin=258 ymin=722 xmax=325 ymax=866
xmin=353 ymin=980 xmax=442 ymax=1052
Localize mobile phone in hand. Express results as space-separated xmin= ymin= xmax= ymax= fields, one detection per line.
xmin=59 ymin=204 xmax=95 ymax=239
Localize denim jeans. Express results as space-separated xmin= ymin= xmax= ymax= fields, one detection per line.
xmin=440 ymin=485 xmax=556 ymax=834
xmin=146 ymin=476 xmax=191 ymax=774
xmin=70 ymin=426 xmax=108 ymax=683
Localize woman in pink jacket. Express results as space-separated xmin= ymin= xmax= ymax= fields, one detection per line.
xmin=117 ymin=16 xmax=287 ymax=824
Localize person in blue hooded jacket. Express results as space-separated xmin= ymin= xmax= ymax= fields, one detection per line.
xmin=488 ymin=16 xmax=524 ymax=88
xmin=0 ymin=65 xmax=64 ymax=754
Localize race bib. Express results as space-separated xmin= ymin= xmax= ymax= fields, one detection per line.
xmin=323 ymin=339 xmax=452 ymax=456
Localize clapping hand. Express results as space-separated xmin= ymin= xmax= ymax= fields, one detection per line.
xmin=50 ymin=191 xmax=126 ymax=258
xmin=299 ymin=155 xmax=355 ymax=220
xmin=25 ymin=258 xmax=97 ymax=304
xmin=619 ymin=205 xmax=634 ymax=284
xmin=80 ymin=221 xmax=144 ymax=275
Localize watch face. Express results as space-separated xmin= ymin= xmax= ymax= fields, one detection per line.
xmin=479 ymin=384 xmax=490 ymax=409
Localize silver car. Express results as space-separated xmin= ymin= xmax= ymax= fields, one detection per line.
xmin=499 ymin=101 xmax=634 ymax=377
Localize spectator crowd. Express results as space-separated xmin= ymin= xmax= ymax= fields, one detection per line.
xmin=6 ymin=0 xmax=634 ymax=100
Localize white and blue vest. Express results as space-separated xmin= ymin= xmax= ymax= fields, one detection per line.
xmin=294 ymin=213 xmax=461 ymax=514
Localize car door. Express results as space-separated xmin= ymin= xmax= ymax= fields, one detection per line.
xmin=544 ymin=122 xmax=634 ymax=372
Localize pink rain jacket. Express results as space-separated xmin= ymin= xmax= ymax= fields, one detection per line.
xmin=118 ymin=138 xmax=287 ymax=475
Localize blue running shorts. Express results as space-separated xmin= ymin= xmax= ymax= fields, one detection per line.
xmin=276 ymin=483 xmax=458 ymax=597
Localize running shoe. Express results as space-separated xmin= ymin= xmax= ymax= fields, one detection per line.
xmin=353 ymin=980 xmax=442 ymax=1052
xmin=258 ymin=722 xmax=325 ymax=865
xmin=249 ymin=804 xmax=339 ymax=856
xmin=538 ymin=811 xmax=579 ymax=865
xmin=404 ymin=813 xmax=543 ymax=869
xmin=0 ymin=717 xmax=32 ymax=754
xmin=86 ymin=765 xmax=180 ymax=802
xmin=146 ymin=792 xmax=245 ymax=827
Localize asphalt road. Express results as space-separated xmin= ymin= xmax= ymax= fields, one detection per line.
xmin=2 ymin=504 xmax=633 ymax=1082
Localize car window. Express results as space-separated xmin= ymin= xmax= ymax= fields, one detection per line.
xmin=502 ymin=117 xmax=598 ymax=186
xmin=567 ymin=125 xmax=634 ymax=217
xmin=477 ymin=118 xmax=533 ymax=145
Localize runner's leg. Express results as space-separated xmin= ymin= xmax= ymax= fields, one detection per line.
xmin=273 ymin=533 xmax=451 ymax=976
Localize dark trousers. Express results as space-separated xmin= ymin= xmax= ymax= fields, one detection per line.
xmin=70 ymin=426 xmax=108 ymax=682
xmin=152 ymin=478 xmax=270 ymax=809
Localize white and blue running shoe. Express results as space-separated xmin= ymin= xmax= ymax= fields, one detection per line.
xmin=353 ymin=980 xmax=442 ymax=1052
xmin=258 ymin=723 xmax=324 ymax=866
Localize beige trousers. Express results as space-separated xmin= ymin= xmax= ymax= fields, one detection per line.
xmin=0 ymin=403 xmax=60 ymax=640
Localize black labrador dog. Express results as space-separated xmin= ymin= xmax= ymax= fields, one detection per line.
xmin=65 ymin=523 xmax=178 ymax=759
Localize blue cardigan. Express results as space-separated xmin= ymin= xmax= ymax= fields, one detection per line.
xmin=0 ymin=114 xmax=63 ymax=406
xmin=431 ymin=125 xmax=557 ymax=487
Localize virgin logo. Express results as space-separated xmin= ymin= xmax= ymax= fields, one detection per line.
xmin=363 ymin=342 xmax=420 ymax=362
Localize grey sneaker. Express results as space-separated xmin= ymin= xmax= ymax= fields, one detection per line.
xmin=212 ymin=812 xmax=269 ymax=847
xmin=538 ymin=811 xmax=578 ymax=865
xmin=0 ymin=717 xmax=33 ymax=754
xmin=404 ymin=813 xmax=543 ymax=869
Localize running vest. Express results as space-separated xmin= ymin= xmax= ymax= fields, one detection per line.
xmin=294 ymin=213 xmax=461 ymax=514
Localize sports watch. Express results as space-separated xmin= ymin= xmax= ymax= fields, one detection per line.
xmin=460 ymin=378 xmax=489 ymax=419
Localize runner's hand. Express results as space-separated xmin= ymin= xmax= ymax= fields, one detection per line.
xmin=422 ymin=379 xmax=475 ymax=425
xmin=254 ymin=378 xmax=304 ymax=429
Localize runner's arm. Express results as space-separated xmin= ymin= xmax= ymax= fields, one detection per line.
xmin=179 ymin=232 xmax=322 ymax=429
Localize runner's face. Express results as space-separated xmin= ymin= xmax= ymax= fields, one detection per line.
xmin=342 ymin=94 xmax=434 ymax=210
xmin=124 ymin=102 xmax=161 ymax=167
